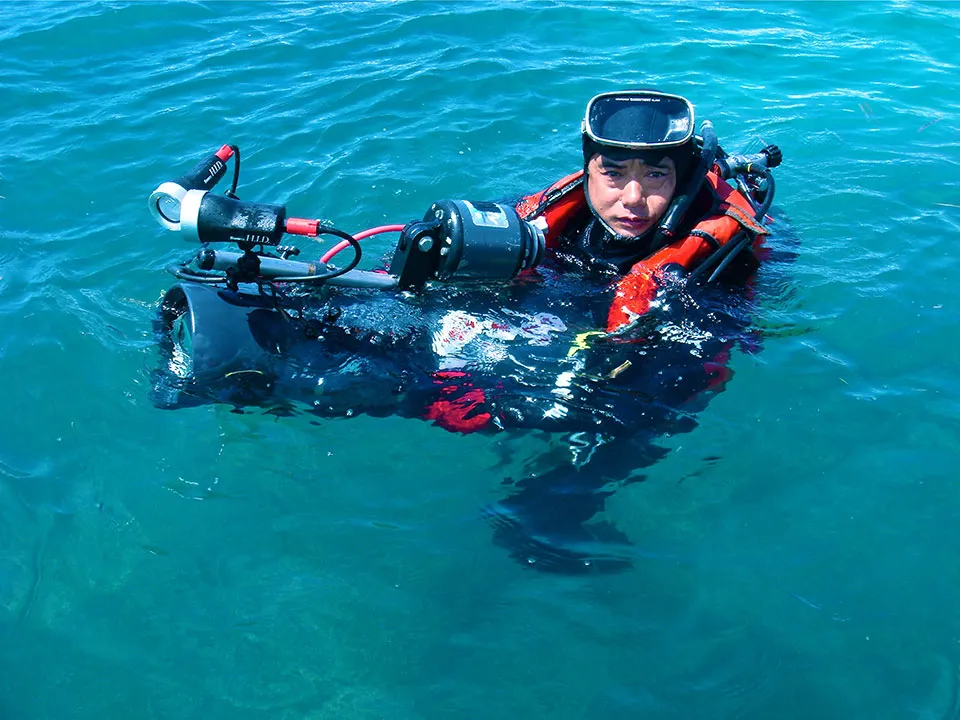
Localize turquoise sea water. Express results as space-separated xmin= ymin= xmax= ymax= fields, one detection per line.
xmin=2 ymin=1 xmax=960 ymax=717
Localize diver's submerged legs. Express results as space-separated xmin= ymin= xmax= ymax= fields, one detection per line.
xmin=485 ymin=433 xmax=669 ymax=574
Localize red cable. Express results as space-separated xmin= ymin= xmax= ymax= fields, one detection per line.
xmin=320 ymin=224 xmax=405 ymax=264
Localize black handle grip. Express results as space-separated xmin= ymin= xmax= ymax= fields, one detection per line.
xmin=176 ymin=145 xmax=235 ymax=192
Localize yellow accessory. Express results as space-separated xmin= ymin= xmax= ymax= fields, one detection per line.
xmin=566 ymin=331 xmax=606 ymax=357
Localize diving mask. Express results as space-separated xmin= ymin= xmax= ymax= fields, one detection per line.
xmin=582 ymin=90 xmax=695 ymax=151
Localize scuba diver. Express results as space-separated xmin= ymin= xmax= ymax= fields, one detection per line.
xmin=423 ymin=90 xmax=778 ymax=571
xmin=149 ymin=89 xmax=783 ymax=574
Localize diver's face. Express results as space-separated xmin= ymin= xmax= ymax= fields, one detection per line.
xmin=585 ymin=153 xmax=678 ymax=238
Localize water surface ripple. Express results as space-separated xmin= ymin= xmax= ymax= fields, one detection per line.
xmin=2 ymin=2 xmax=960 ymax=718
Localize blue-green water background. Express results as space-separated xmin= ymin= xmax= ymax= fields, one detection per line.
xmin=2 ymin=1 xmax=960 ymax=717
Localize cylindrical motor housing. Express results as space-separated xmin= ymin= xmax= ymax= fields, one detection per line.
xmin=428 ymin=200 xmax=544 ymax=282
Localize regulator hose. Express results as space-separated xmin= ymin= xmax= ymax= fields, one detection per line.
xmin=652 ymin=120 xmax=719 ymax=245
xmin=754 ymin=169 xmax=775 ymax=220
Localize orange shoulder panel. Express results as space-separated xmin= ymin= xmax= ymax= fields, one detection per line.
xmin=515 ymin=171 xmax=586 ymax=248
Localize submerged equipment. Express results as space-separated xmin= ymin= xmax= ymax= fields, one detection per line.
xmin=148 ymin=122 xmax=780 ymax=412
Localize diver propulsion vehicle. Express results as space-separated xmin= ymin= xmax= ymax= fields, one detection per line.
xmin=148 ymin=144 xmax=553 ymax=410
xmin=148 ymin=132 xmax=781 ymax=419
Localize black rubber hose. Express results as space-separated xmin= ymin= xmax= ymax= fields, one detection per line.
xmin=755 ymin=169 xmax=775 ymax=220
xmin=654 ymin=120 xmax=719 ymax=241
xmin=226 ymin=145 xmax=241 ymax=198
xmin=166 ymin=265 xmax=233 ymax=284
